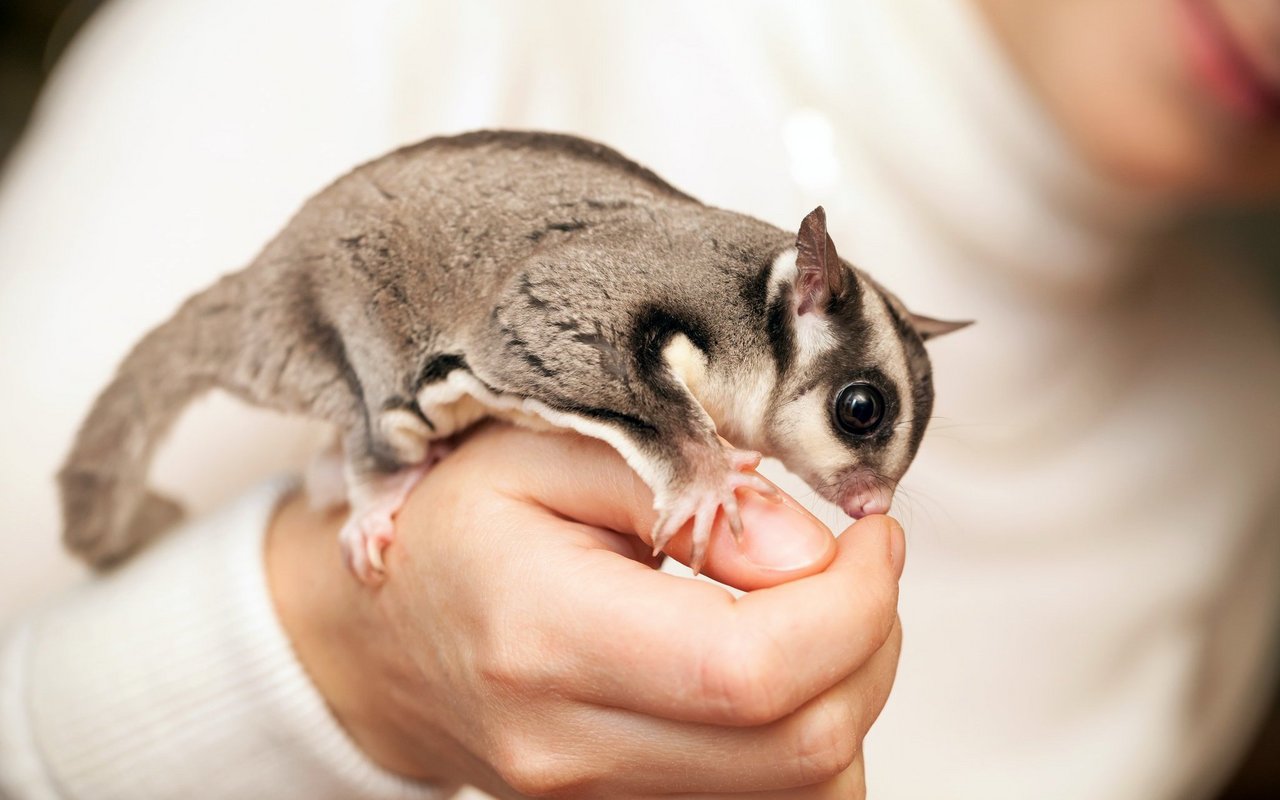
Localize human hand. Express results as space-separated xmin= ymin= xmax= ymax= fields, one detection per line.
xmin=268 ymin=423 xmax=904 ymax=798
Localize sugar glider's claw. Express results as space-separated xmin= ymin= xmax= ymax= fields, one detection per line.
xmin=649 ymin=449 xmax=779 ymax=572
xmin=366 ymin=533 xmax=386 ymax=573
xmin=651 ymin=503 xmax=692 ymax=557
xmin=747 ymin=474 xmax=781 ymax=502
xmin=340 ymin=505 xmax=400 ymax=585
xmin=689 ymin=502 xmax=718 ymax=574
xmin=339 ymin=464 xmax=429 ymax=586
xmin=728 ymin=449 xmax=763 ymax=471
xmin=728 ymin=448 xmax=780 ymax=504
xmin=651 ymin=512 xmax=676 ymax=556
xmin=340 ymin=511 xmax=394 ymax=585
xmin=724 ymin=490 xmax=744 ymax=543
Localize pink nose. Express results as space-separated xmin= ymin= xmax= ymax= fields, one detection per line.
xmin=858 ymin=498 xmax=890 ymax=517
xmin=840 ymin=492 xmax=893 ymax=519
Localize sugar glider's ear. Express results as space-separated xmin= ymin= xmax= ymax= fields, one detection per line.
xmin=909 ymin=313 xmax=973 ymax=341
xmin=794 ymin=206 xmax=848 ymax=315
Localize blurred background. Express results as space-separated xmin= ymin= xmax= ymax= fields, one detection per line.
xmin=0 ymin=1 xmax=1275 ymax=797
xmin=0 ymin=0 xmax=102 ymax=165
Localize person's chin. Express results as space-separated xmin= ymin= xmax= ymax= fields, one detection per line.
xmin=1071 ymin=94 xmax=1280 ymax=201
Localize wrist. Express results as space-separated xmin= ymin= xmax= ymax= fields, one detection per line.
xmin=265 ymin=492 xmax=439 ymax=781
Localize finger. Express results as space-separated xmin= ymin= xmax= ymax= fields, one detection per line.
xmin=460 ymin=748 xmax=864 ymax=800
xmin=556 ymin=633 xmax=896 ymax=796
xmin=484 ymin=426 xmax=835 ymax=588
xmin=531 ymin=512 xmax=906 ymax=726
xmin=666 ymin=755 xmax=865 ymax=800
xmin=459 ymin=648 xmax=896 ymax=799
xmin=657 ymin=475 xmax=837 ymax=590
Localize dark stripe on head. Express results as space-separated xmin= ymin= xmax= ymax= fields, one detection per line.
xmin=904 ymin=350 xmax=934 ymax=458
xmin=738 ymin=254 xmax=772 ymax=318
xmin=766 ymin=290 xmax=795 ymax=378
xmin=823 ymin=261 xmax=866 ymax=328
xmin=867 ymin=282 xmax=935 ymax=461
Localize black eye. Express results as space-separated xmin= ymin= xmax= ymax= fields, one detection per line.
xmin=834 ymin=383 xmax=884 ymax=436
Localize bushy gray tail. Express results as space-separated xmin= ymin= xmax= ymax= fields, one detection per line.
xmin=58 ymin=284 xmax=241 ymax=567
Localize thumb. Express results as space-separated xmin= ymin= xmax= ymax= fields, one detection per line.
xmin=650 ymin=475 xmax=837 ymax=590
xmin=483 ymin=425 xmax=836 ymax=590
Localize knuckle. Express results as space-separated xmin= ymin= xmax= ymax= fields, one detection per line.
xmin=490 ymin=739 xmax=596 ymax=798
xmin=476 ymin=632 xmax=558 ymax=696
xmin=793 ymin=697 xmax=861 ymax=784
xmin=476 ymin=644 xmax=528 ymax=693
xmin=698 ymin=629 xmax=791 ymax=725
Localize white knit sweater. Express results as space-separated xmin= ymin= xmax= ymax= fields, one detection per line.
xmin=0 ymin=480 xmax=445 ymax=799
xmin=1 ymin=1 xmax=1277 ymax=798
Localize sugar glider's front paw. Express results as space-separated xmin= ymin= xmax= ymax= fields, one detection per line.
xmin=651 ymin=448 xmax=779 ymax=574
xmin=339 ymin=465 xmax=429 ymax=584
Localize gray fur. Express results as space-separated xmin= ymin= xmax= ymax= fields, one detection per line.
xmin=59 ymin=130 xmax=963 ymax=568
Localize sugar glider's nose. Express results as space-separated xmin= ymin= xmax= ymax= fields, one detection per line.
xmin=838 ymin=484 xmax=894 ymax=519
xmin=854 ymin=497 xmax=890 ymax=517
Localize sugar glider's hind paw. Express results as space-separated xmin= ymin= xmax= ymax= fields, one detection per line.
xmin=650 ymin=448 xmax=779 ymax=574
xmin=339 ymin=464 xmax=429 ymax=585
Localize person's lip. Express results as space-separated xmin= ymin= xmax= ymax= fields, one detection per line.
xmin=1176 ymin=0 xmax=1280 ymax=122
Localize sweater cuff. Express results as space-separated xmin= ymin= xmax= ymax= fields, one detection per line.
xmin=4 ymin=480 xmax=452 ymax=800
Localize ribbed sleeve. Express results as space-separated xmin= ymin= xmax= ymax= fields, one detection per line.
xmin=0 ymin=480 xmax=453 ymax=800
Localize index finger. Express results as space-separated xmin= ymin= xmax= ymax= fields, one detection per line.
xmin=533 ymin=511 xmax=905 ymax=726
xmin=502 ymin=429 xmax=837 ymax=589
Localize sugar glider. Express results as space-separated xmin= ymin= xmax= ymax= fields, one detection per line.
xmin=59 ymin=130 xmax=969 ymax=582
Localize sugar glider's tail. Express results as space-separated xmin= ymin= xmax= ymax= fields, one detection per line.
xmin=58 ymin=274 xmax=251 ymax=567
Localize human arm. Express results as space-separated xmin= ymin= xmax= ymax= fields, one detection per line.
xmin=0 ymin=476 xmax=447 ymax=800
xmin=270 ymin=423 xmax=905 ymax=798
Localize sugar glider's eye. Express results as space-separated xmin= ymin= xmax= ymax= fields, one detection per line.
xmin=834 ymin=383 xmax=884 ymax=436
